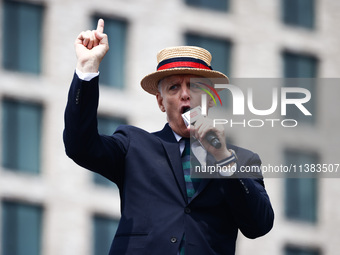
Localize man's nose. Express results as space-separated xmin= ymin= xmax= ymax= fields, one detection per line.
xmin=180 ymin=85 xmax=190 ymax=100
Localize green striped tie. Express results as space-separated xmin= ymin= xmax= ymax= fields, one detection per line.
xmin=182 ymin=138 xmax=200 ymax=200
xmin=180 ymin=138 xmax=201 ymax=254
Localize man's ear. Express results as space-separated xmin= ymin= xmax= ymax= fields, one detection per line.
xmin=156 ymin=93 xmax=166 ymax=112
xmin=208 ymin=96 xmax=215 ymax=108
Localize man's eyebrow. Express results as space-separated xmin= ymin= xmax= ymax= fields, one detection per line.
xmin=166 ymin=79 xmax=182 ymax=86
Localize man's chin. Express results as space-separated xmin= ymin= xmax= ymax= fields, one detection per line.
xmin=169 ymin=122 xmax=190 ymax=138
xmin=181 ymin=127 xmax=191 ymax=138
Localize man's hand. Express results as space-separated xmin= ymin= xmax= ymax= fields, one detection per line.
xmin=190 ymin=116 xmax=231 ymax=161
xmin=75 ymin=19 xmax=109 ymax=73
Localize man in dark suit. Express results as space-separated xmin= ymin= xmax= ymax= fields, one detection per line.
xmin=64 ymin=19 xmax=274 ymax=255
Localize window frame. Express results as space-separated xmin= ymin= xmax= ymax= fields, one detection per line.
xmin=282 ymin=51 xmax=318 ymax=124
xmin=1 ymin=200 xmax=43 ymax=255
xmin=282 ymin=0 xmax=315 ymax=29
xmin=284 ymin=149 xmax=319 ymax=223
xmin=185 ymin=0 xmax=229 ymax=12
xmin=2 ymin=0 xmax=45 ymax=74
xmin=1 ymin=98 xmax=43 ymax=174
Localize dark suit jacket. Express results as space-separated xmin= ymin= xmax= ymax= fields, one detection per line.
xmin=63 ymin=73 xmax=274 ymax=255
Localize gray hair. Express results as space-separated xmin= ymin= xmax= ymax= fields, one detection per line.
xmin=157 ymin=78 xmax=164 ymax=96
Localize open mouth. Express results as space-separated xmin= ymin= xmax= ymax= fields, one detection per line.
xmin=181 ymin=106 xmax=191 ymax=114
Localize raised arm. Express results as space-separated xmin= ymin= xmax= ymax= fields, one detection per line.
xmin=63 ymin=19 xmax=127 ymax=186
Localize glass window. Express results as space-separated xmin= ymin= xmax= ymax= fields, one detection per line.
xmin=1 ymin=201 xmax=43 ymax=255
xmin=97 ymin=115 xmax=127 ymax=136
xmin=282 ymin=0 xmax=315 ymax=29
xmin=285 ymin=245 xmax=321 ymax=255
xmin=283 ymin=52 xmax=318 ymax=124
xmin=92 ymin=16 xmax=127 ymax=89
xmin=93 ymin=115 xmax=127 ymax=187
xmin=186 ymin=34 xmax=232 ymax=76
xmin=93 ymin=215 xmax=119 ymax=255
xmin=283 ymin=52 xmax=318 ymax=78
xmin=2 ymin=0 xmax=44 ymax=74
xmin=284 ymin=150 xmax=319 ymax=223
xmin=185 ymin=0 xmax=229 ymax=12
xmin=2 ymin=99 xmax=42 ymax=174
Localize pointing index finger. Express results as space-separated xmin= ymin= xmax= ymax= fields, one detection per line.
xmin=96 ymin=18 xmax=104 ymax=33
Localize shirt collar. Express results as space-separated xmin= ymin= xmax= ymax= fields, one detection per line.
xmin=172 ymin=130 xmax=182 ymax=143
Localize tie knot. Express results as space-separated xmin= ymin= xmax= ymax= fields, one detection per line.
xmin=182 ymin=138 xmax=191 ymax=157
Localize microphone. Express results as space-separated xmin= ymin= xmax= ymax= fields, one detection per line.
xmin=182 ymin=106 xmax=222 ymax=149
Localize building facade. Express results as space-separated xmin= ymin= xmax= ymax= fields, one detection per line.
xmin=1 ymin=0 xmax=340 ymax=254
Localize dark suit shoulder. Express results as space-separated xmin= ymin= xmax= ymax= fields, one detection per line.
xmin=113 ymin=124 xmax=169 ymax=149
xmin=114 ymin=124 xmax=161 ymax=140
xmin=115 ymin=124 xmax=150 ymax=135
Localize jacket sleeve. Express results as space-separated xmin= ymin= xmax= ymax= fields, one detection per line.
xmin=63 ymin=73 xmax=128 ymax=187
xmin=224 ymin=151 xmax=274 ymax=239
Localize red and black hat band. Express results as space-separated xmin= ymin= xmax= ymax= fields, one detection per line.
xmin=157 ymin=57 xmax=213 ymax=71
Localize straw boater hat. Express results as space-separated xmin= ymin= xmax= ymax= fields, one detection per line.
xmin=141 ymin=46 xmax=229 ymax=95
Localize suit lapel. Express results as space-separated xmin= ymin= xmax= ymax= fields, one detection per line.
xmin=154 ymin=124 xmax=216 ymax=204
xmin=189 ymin=153 xmax=213 ymax=202
xmin=154 ymin=124 xmax=188 ymax=203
